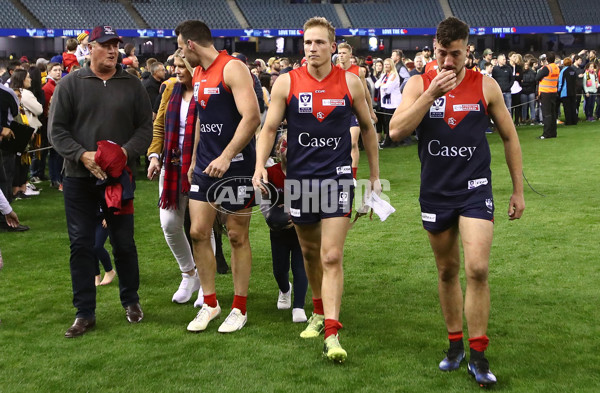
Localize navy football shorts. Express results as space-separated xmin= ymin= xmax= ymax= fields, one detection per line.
xmin=189 ymin=172 xmax=256 ymax=213
xmin=420 ymin=197 xmax=494 ymax=232
xmin=286 ymin=178 xmax=354 ymax=225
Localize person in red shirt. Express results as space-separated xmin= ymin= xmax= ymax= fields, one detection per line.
xmin=261 ymin=134 xmax=308 ymax=323
xmin=62 ymin=38 xmax=79 ymax=73
xmin=43 ymin=62 xmax=64 ymax=189
xmin=42 ymin=63 xmax=61 ymax=115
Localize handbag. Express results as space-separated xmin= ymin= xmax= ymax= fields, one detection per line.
xmin=0 ymin=120 xmax=35 ymax=154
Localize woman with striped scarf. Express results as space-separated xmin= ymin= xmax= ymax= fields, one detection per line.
xmin=147 ymin=50 xmax=214 ymax=306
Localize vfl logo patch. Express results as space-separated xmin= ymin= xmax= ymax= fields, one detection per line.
xmin=339 ymin=192 xmax=349 ymax=205
xmin=322 ymin=99 xmax=345 ymax=107
xmin=421 ymin=212 xmax=436 ymax=222
xmin=190 ymin=184 xmax=200 ymax=192
xmin=336 ymin=166 xmax=352 ymax=175
xmin=430 ymin=97 xmax=445 ymax=118
xmin=298 ymin=92 xmax=313 ymax=113
xmin=290 ymin=207 xmax=301 ymax=217
xmin=468 ymin=178 xmax=488 ymax=190
xmin=485 ymin=198 xmax=494 ymax=210
xmin=204 ymin=87 xmax=220 ymax=94
xmin=453 ymin=104 xmax=480 ymax=112
xmin=237 ymin=185 xmax=247 ymax=199
xmin=193 ymin=82 xmax=200 ymax=101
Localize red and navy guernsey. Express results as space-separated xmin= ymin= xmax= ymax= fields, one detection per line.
xmin=338 ymin=63 xmax=360 ymax=77
xmin=417 ymin=69 xmax=493 ymax=206
xmin=285 ymin=65 xmax=353 ymax=181
xmin=191 ymin=50 xmax=256 ymax=178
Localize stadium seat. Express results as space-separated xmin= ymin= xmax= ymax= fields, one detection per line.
xmin=237 ymin=0 xmax=342 ymax=29
xmin=448 ymin=0 xmax=554 ymax=26
xmin=2 ymin=2 xmax=33 ymax=29
xmin=134 ymin=0 xmax=241 ymax=29
xmin=20 ymin=0 xmax=137 ymax=29
xmin=558 ymin=0 xmax=600 ymax=25
xmin=343 ymin=0 xmax=444 ymax=28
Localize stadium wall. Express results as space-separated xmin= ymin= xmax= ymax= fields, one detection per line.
xmin=3 ymin=30 xmax=600 ymax=61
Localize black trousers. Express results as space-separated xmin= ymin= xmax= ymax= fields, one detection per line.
xmin=375 ymin=106 xmax=386 ymax=139
xmin=380 ymin=107 xmax=395 ymax=146
xmin=12 ymin=154 xmax=28 ymax=188
xmin=540 ymin=92 xmax=557 ymax=138
xmin=270 ymin=228 xmax=307 ymax=309
xmin=562 ymin=96 xmax=578 ymax=125
xmin=0 ymin=149 xmax=15 ymax=203
xmin=511 ymin=93 xmax=522 ymax=124
xmin=63 ymin=176 xmax=140 ymax=318
xmin=93 ymin=221 xmax=113 ymax=275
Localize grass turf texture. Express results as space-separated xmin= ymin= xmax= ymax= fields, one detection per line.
xmin=1 ymin=122 xmax=599 ymax=392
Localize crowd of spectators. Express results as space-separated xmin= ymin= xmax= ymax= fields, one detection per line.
xmin=1 ymin=35 xmax=600 ymax=237
xmin=243 ymin=45 xmax=600 ymax=145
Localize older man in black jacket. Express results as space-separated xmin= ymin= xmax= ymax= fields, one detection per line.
xmin=49 ymin=25 xmax=152 ymax=338
xmin=492 ymin=54 xmax=514 ymax=110
xmin=142 ymin=61 xmax=166 ymax=114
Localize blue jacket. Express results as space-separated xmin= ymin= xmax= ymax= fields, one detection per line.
xmin=558 ymin=66 xmax=577 ymax=98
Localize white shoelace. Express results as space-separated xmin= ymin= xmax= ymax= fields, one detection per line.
xmin=223 ymin=311 xmax=241 ymax=326
xmin=194 ymin=306 xmax=211 ymax=321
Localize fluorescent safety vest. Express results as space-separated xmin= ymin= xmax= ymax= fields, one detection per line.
xmin=538 ymin=63 xmax=559 ymax=94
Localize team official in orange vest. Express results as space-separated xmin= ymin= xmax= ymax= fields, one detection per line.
xmin=536 ymin=52 xmax=560 ymax=139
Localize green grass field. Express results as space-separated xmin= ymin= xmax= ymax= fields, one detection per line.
xmin=1 ymin=121 xmax=599 ymax=392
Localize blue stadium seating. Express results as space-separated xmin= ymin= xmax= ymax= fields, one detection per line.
xmin=20 ymin=0 xmax=137 ymax=29
xmin=343 ymin=0 xmax=445 ymax=28
xmin=558 ymin=0 xmax=600 ymax=25
xmin=1 ymin=1 xmax=593 ymax=32
xmin=236 ymin=0 xmax=342 ymax=29
xmin=448 ymin=0 xmax=554 ymax=26
xmin=1 ymin=2 xmax=31 ymax=29
xmin=134 ymin=0 xmax=241 ymax=29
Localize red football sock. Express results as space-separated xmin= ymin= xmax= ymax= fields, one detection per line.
xmin=448 ymin=331 xmax=464 ymax=342
xmin=232 ymin=295 xmax=247 ymax=315
xmin=324 ymin=319 xmax=343 ymax=339
xmin=312 ymin=298 xmax=324 ymax=315
xmin=204 ymin=293 xmax=217 ymax=308
xmin=352 ymin=167 xmax=358 ymax=179
xmin=468 ymin=335 xmax=489 ymax=352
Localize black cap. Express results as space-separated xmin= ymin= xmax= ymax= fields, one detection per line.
xmin=423 ymin=46 xmax=431 ymax=51
xmin=89 ymin=25 xmax=123 ymax=44
xmin=234 ymin=53 xmax=248 ymax=64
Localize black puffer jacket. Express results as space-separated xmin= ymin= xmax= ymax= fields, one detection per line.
xmin=492 ymin=64 xmax=514 ymax=93
xmin=521 ymin=68 xmax=537 ymax=95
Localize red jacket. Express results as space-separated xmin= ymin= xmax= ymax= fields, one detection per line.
xmin=95 ymin=140 xmax=134 ymax=215
xmin=62 ymin=52 xmax=79 ymax=73
xmin=42 ymin=78 xmax=56 ymax=117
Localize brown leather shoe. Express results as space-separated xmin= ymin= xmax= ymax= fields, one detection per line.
xmin=125 ymin=303 xmax=143 ymax=323
xmin=64 ymin=317 xmax=96 ymax=338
